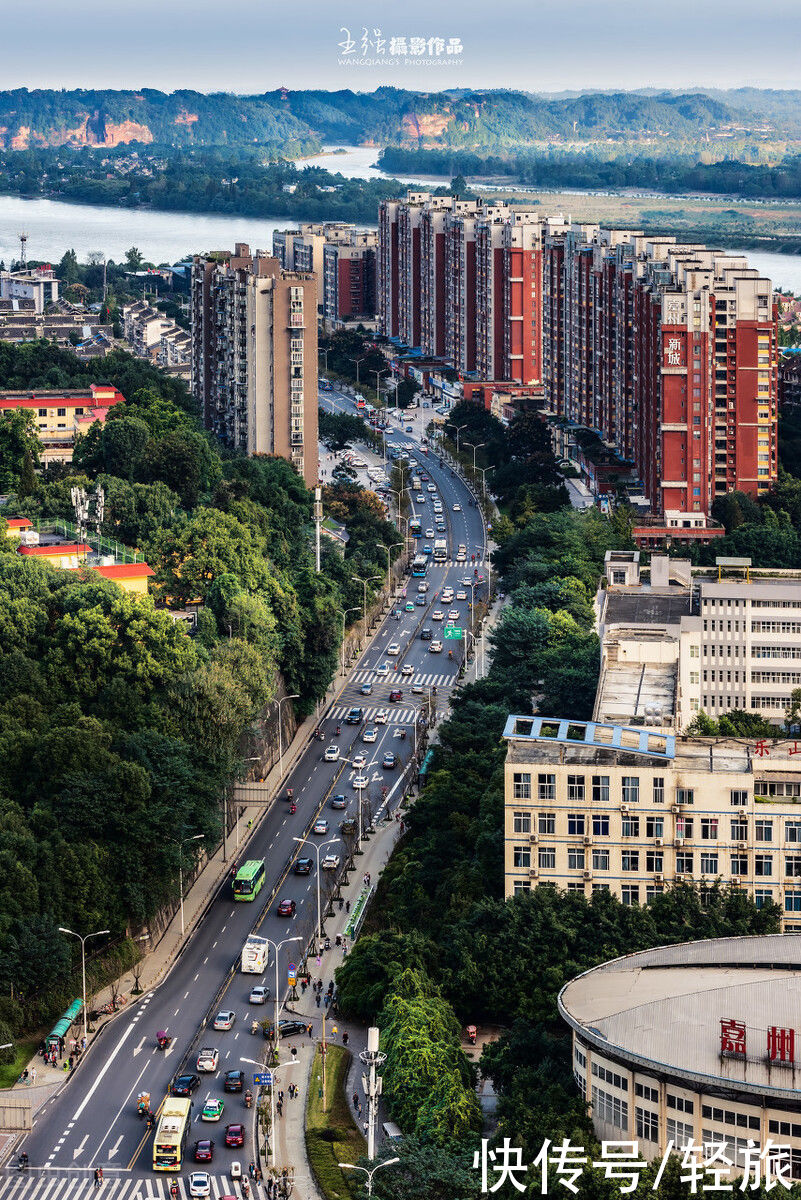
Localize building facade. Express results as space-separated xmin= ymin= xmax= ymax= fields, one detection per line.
xmin=0 ymin=385 xmax=125 ymax=464
xmin=273 ymin=223 xmax=376 ymax=325
xmin=559 ymin=935 xmax=801 ymax=1177
xmin=503 ymin=715 xmax=801 ymax=930
xmin=0 ymin=266 xmax=59 ymax=313
xmin=190 ymin=244 xmax=318 ymax=486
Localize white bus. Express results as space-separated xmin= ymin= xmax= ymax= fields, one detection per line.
xmin=241 ymin=934 xmax=270 ymax=974
xmin=433 ymin=539 xmax=447 ymax=562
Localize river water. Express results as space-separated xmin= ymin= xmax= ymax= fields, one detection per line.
xmin=1 ymin=145 xmax=800 ymax=292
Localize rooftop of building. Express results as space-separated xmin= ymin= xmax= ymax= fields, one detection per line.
xmin=558 ymin=935 xmax=801 ymax=1101
xmin=0 ymin=385 xmax=124 ymax=409
xmin=603 ymin=589 xmax=693 ymax=627
xmin=595 ymin=660 xmax=676 ymax=727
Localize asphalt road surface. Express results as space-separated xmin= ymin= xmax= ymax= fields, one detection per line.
xmin=2 ymin=389 xmax=486 ymax=1198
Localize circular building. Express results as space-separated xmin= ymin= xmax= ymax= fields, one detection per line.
xmin=558 ymin=934 xmax=801 ymax=1178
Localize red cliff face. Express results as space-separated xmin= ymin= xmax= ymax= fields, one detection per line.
xmin=400 ymin=111 xmax=453 ymax=144
xmin=0 ymin=113 xmax=154 ymax=149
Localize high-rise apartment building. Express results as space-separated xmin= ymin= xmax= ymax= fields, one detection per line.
xmin=191 ymin=244 xmax=318 ymax=486
xmin=273 ymin=223 xmax=377 ymax=325
xmin=377 ymin=192 xmax=778 ymax=520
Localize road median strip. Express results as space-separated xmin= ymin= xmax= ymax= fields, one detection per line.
xmin=305 ymin=1043 xmax=365 ymax=1200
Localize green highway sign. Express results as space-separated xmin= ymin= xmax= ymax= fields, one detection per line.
xmin=444 ymin=626 xmax=463 ymax=640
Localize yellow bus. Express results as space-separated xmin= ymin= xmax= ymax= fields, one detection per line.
xmin=153 ymin=1097 xmax=192 ymax=1171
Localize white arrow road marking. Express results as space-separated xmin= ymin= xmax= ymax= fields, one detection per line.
xmin=107 ymin=1134 xmax=124 ymax=1159
xmin=73 ymin=1019 xmax=136 ymax=1121
xmin=132 ymin=1036 xmax=146 ymax=1057
xmin=72 ymin=1135 xmax=88 ymax=1159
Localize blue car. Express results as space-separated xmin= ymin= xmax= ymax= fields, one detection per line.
xmin=422 ymin=544 xmax=432 ymax=555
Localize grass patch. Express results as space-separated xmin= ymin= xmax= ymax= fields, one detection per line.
xmin=0 ymin=1034 xmax=44 ymax=1090
xmin=305 ymin=1043 xmax=366 ymax=1200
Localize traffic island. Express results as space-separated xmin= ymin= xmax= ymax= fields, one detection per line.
xmin=305 ymin=1043 xmax=366 ymax=1200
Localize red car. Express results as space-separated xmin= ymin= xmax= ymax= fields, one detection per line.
xmin=225 ymin=1123 xmax=245 ymax=1148
xmin=389 ymin=689 xmax=403 ymax=702
xmin=193 ymin=1138 xmax=214 ymax=1162
xmin=277 ymin=898 xmax=296 ymax=917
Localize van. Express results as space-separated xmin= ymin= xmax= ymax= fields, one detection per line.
xmin=381 ymin=1121 xmax=403 ymax=1142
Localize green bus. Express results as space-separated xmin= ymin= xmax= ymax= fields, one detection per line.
xmin=233 ymin=859 xmax=266 ymax=901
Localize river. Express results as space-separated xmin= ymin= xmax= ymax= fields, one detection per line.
xmin=1 ymin=145 xmax=800 ymax=292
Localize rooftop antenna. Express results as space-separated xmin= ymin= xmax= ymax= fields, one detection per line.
xmin=18 ymin=232 xmax=28 ymax=269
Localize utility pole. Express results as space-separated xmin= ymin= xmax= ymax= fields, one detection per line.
xmin=314 ymin=485 xmax=323 ymax=572
xmin=359 ymin=1026 xmax=386 ymax=1161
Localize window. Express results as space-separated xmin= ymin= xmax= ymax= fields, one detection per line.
xmin=676 ymin=788 xmax=694 ymax=806
xmin=513 ymin=879 xmax=531 ymax=893
xmin=621 ymin=816 xmax=640 ymax=838
xmin=622 ymin=851 xmax=639 ymax=871
xmin=756 ymin=820 xmax=774 ymax=842
xmin=592 ymin=883 xmax=610 ymax=893
xmin=38 ymin=407 xmax=47 ymax=417
xmin=538 ymin=812 xmax=555 ymax=835
xmin=676 ymin=817 xmax=694 ymax=839
xmin=513 ymin=772 xmax=531 ymax=800
xmin=785 ymin=856 xmax=801 ymax=878
xmin=666 ymin=1118 xmax=694 ymax=1148
xmin=622 ymin=777 xmax=639 ymax=805
xmin=593 ymin=775 xmax=610 ymax=804
xmin=667 ymin=1095 xmax=694 ymax=1114
xmin=592 ymin=849 xmax=610 ymax=871
xmin=635 ymin=1082 xmax=659 ymax=1103
xmin=646 ymin=851 xmax=663 ymax=872
xmin=513 ymin=812 xmax=531 ymax=834
xmin=701 ymin=819 xmax=719 ymax=840
xmin=567 ymin=775 xmax=585 ymax=803
xmin=731 ymin=819 xmax=748 ymax=840
xmin=700 ymin=853 xmax=719 ymax=874
xmin=676 ymin=853 xmax=694 ymax=874
xmin=593 ymin=814 xmax=610 ymax=837
xmin=634 ymin=1105 xmax=658 ymax=1142
xmin=591 ymin=1086 xmax=628 ymax=1130
xmin=653 ymin=777 xmax=665 ymax=804
xmin=538 ymin=773 xmax=556 ymax=801
xmin=568 ymin=848 xmax=585 ymax=870
xmin=731 ymin=789 xmax=748 ymax=807
xmin=513 ymin=846 xmax=530 ymax=869
xmin=621 ymin=885 xmax=640 ymax=906
xmin=646 ymin=817 xmax=664 ymax=839
xmin=785 ymin=890 xmax=801 ymax=912
xmin=787 ymin=821 xmax=801 ymax=843
xmin=731 ymin=855 xmax=748 ymax=875
xmin=755 ymin=887 xmax=773 ymax=908
xmin=539 ymin=847 xmax=556 ymax=869
xmin=756 ymin=855 xmax=774 ymax=877
xmin=57 ymin=407 xmax=66 ymax=417
xmin=567 ymin=814 xmax=586 ymax=836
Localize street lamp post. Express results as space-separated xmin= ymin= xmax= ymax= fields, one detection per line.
xmin=353 ymin=574 xmax=382 ymax=646
xmin=240 ymin=1054 xmax=299 ymax=1176
xmin=339 ymin=1158 xmax=400 ymax=1197
xmin=372 ymin=368 xmax=387 ymax=404
xmin=375 ymin=541 xmax=404 ymax=596
xmin=451 ymin=422 xmax=468 ymax=456
xmin=337 ymin=606 xmax=362 ymax=676
xmin=277 ymin=694 xmax=300 ymax=778
xmin=475 ymin=464 xmax=492 ymax=498
xmin=168 ymin=833 xmax=204 ymax=937
xmin=249 ymin=934 xmax=301 ymax=1169
xmin=293 ymin=836 xmax=340 ymax=951
xmin=463 ymin=440 xmax=486 ymax=474
xmin=58 ymin=927 xmax=110 ymax=1049
xmin=349 ymin=356 xmax=364 ymax=388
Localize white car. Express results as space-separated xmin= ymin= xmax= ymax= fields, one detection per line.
xmin=387 ymin=643 xmax=401 ymax=656
xmin=429 ymin=640 xmax=443 ymax=653
xmin=375 ymin=662 xmax=390 ymax=676
xmin=213 ymin=1010 xmax=236 ymax=1031
xmin=456 ymin=589 xmax=467 ymax=600
xmin=441 ymin=588 xmax=454 ymax=603
xmin=324 ymin=745 xmax=340 ymax=762
xmin=374 ymin=709 xmax=388 ymax=724
xmin=433 ymin=503 xmax=443 ymax=513
xmin=453 ymin=503 xmax=462 ymax=512
xmin=425 ymin=528 xmax=435 ymax=538
xmin=448 ymin=610 xmax=460 ymax=621
xmin=417 ymin=581 xmax=429 ymax=593
xmin=412 ymin=682 xmax=425 ymax=694
xmin=427 ymin=483 xmax=437 ymax=492
xmin=189 ymin=1174 xmax=211 ymax=1198
xmin=351 ymin=752 xmax=367 ymax=769
xmin=322 ymin=854 xmax=341 ymax=871
xmin=353 ymin=775 xmax=369 ymax=789
xmin=197 ymin=1047 xmax=219 ymax=1073
xmin=400 ymin=663 xmax=414 ymax=676
xmin=362 ymin=727 xmax=377 ymax=743
xmin=432 ymin=609 xmax=444 ymax=621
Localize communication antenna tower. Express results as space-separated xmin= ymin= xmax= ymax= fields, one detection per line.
xmin=18 ymin=232 xmax=28 ymax=268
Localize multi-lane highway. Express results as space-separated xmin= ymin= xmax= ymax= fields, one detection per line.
xmin=2 ymin=387 xmax=485 ymax=1199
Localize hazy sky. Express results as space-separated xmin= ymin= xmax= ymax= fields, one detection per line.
xmin=0 ymin=0 xmax=799 ymax=93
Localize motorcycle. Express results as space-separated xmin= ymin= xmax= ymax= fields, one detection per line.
xmin=156 ymin=1031 xmax=170 ymax=1051
xmin=334 ymin=725 xmax=341 ymax=737
xmin=290 ymin=802 xmax=297 ymax=814
xmin=286 ymin=787 xmax=294 ymax=801
xmin=251 ymin=1020 xmax=260 ymax=1035
xmin=244 ymin=1090 xmax=253 ymax=1109
xmin=324 ymin=937 xmax=331 ymax=951
xmin=17 ymin=1155 xmax=28 ymax=1172
xmin=313 ymin=728 xmax=324 ymax=741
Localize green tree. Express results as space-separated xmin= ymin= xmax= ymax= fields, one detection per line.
xmin=0 ymin=409 xmax=41 ymax=491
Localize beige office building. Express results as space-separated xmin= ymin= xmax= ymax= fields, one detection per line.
xmin=191 ymin=245 xmax=318 ymax=486
xmin=503 ymin=715 xmax=801 ymax=929
xmin=560 ymin=935 xmax=801 ymax=1176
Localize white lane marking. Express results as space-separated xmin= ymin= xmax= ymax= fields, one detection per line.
xmin=72 ymin=1017 xmax=137 ymax=1121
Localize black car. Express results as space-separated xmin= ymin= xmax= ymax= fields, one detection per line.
xmin=262 ymin=1019 xmax=308 ymax=1041
xmin=420 ymin=628 xmax=433 ymax=641
xmin=170 ymin=1073 xmax=200 ymax=1097
xmin=340 ymin=818 xmax=357 ymax=835
xmin=193 ymin=1138 xmax=214 ymax=1163
xmin=294 ymin=857 xmax=313 ymax=875
xmin=223 ymin=1069 xmax=245 ymax=1092
xmin=345 ymin=707 xmax=364 ymax=724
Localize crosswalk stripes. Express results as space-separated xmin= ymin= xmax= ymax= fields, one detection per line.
xmin=330 ymin=705 xmax=417 ymax=725
xmin=0 ymin=1176 xmax=268 ymax=1199
xmin=349 ymin=669 xmax=452 ymax=688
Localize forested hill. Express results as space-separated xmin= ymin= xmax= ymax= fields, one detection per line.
xmin=0 ymin=87 xmax=769 ymax=153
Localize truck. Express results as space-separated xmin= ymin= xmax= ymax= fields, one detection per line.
xmin=241 ymin=934 xmax=270 ymax=974
xmin=433 ymin=538 xmax=447 ymax=562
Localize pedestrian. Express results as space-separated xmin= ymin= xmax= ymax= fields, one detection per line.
xmin=324 ymin=993 xmax=330 ymax=1009
xmin=358 ymin=1103 xmax=362 ymax=1117
xmin=342 ymin=1031 xmax=349 ymax=1046
xmin=68 ymin=1056 xmax=74 ymax=1071
xmin=81 ymin=1036 xmax=86 ymax=1052
xmin=278 ymin=1090 xmax=284 ymax=1104
xmin=306 ymin=1023 xmax=313 ymax=1037
xmin=353 ymin=1092 xmax=359 ymax=1109
xmin=315 ymin=992 xmax=321 ymax=1007
xmin=255 ymin=1165 xmax=262 ymax=1184
xmin=249 ymin=1161 xmax=256 ymax=1178
xmin=29 ymin=1067 xmax=36 ymax=1086
xmin=276 ymin=1100 xmax=283 ymax=1117
xmin=363 ymin=1121 xmax=369 ymax=1135
xmin=300 ymin=979 xmax=307 ymax=995
xmin=363 ymin=872 xmax=368 ymax=886
xmin=291 ymin=1046 xmax=298 ymax=1060
xmin=63 ymin=1060 xmax=69 ymax=1072
xmin=345 ymin=900 xmax=350 ymax=914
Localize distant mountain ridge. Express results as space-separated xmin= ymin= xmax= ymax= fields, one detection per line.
xmin=0 ymin=86 xmax=777 ymax=153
